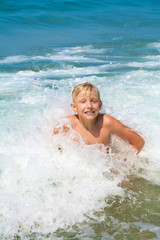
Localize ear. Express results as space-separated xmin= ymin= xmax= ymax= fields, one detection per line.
xmin=99 ymin=101 xmax=102 ymax=110
xmin=71 ymin=103 xmax=77 ymax=113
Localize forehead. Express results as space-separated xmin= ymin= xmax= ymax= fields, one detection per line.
xmin=76 ymin=89 xmax=99 ymax=98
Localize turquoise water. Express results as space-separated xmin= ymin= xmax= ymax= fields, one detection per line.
xmin=0 ymin=0 xmax=160 ymax=239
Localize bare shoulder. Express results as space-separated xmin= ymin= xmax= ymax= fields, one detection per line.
xmin=66 ymin=114 xmax=79 ymax=128
xmin=66 ymin=114 xmax=78 ymax=124
xmin=102 ymin=114 xmax=126 ymax=133
xmin=103 ymin=114 xmax=118 ymax=127
xmin=66 ymin=115 xmax=76 ymax=121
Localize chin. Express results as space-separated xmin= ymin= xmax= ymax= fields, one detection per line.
xmin=84 ymin=114 xmax=98 ymax=119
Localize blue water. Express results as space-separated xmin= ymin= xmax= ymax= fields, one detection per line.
xmin=1 ymin=0 xmax=160 ymax=55
xmin=0 ymin=0 xmax=160 ymax=239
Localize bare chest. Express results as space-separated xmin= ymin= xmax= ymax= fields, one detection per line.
xmin=73 ymin=126 xmax=111 ymax=146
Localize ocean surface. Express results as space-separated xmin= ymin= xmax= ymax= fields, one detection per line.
xmin=0 ymin=0 xmax=160 ymax=239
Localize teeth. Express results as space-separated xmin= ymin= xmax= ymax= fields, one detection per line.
xmin=85 ymin=111 xmax=94 ymax=113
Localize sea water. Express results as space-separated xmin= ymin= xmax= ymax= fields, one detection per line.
xmin=0 ymin=0 xmax=160 ymax=239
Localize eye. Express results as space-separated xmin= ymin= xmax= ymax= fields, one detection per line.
xmin=91 ymin=99 xmax=98 ymax=103
xmin=79 ymin=99 xmax=86 ymax=103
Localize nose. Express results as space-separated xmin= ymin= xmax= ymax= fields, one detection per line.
xmin=86 ymin=100 xmax=92 ymax=108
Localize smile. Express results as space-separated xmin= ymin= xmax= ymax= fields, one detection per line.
xmin=84 ymin=111 xmax=95 ymax=115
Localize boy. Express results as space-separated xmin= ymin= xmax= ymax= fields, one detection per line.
xmin=54 ymin=82 xmax=144 ymax=154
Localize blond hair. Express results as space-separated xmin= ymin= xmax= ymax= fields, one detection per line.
xmin=72 ymin=82 xmax=101 ymax=102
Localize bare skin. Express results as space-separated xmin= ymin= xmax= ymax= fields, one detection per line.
xmin=54 ymin=89 xmax=145 ymax=154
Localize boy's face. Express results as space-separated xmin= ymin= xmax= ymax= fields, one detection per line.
xmin=71 ymin=89 xmax=102 ymax=120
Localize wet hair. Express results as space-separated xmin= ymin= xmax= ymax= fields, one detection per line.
xmin=72 ymin=82 xmax=101 ymax=102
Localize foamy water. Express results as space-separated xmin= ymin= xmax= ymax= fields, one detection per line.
xmin=0 ymin=43 xmax=160 ymax=239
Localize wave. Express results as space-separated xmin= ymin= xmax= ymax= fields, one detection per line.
xmin=1 ymin=41 xmax=160 ymax=239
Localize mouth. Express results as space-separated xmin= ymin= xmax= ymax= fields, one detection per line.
xmin=84 ymin=111 xmax=95 ymax=115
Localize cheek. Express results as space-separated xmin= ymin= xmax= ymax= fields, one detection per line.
xmin=78 ymin=106 xmax=85 ymax=112
xmin=94 ymin=103 xmax=101 ymax=109
xmin=74 ymin=104 xmax=84 ymax=112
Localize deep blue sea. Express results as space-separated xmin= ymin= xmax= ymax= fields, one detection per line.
xmin=0 ymin=0 xmax=160 ymax=239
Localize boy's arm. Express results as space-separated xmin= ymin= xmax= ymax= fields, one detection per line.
xmin=53 ymin=120 xmax=71 ymax=152
xmin=53 ymin=116 xmax=80 ymax=144
xmin=106 ymin=115 xmax=145 ymax=153
xmin=53 ymin=116 xmax=75 ymax=135
xmin=53 ymin=124 xmax=70 ymax=135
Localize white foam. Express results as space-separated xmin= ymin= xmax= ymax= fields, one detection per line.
xmin=0 ymin=65 xmax=108 ymax=94
xmin=1 ymin=43 xmax=160 ymax=238
xmin=0 ymin=55 xmax=29 ymax=64
xmin=147 ymin=42 xmax=160 ymax=51
xmin=57 ymin=45 xmax=108 ymax=54
xmin=0 ymin=104 xmax=126 ymax=238
xmin=0 ymin=46 xmax=106 ymax=65
xmin=144 ymin=55 xmax=160 ymax=60
xmin=127 ymin=61 xmax=160 ymax=68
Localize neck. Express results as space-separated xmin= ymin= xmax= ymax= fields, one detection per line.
xmin=78 ymin=116 xmax=99 ymax=131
